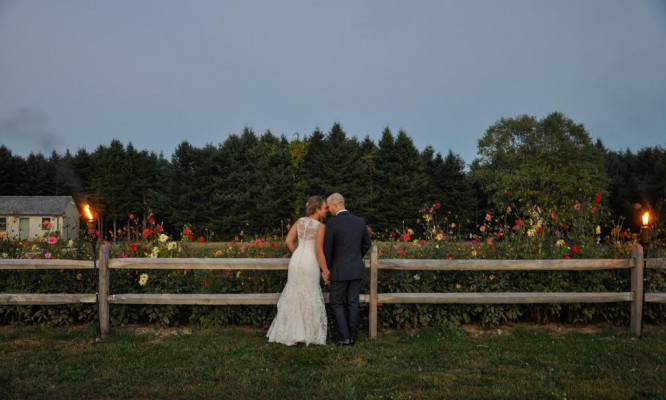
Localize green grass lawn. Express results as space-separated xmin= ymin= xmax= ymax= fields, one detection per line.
xmin=1 ymin=324 xmax=665 ymax=400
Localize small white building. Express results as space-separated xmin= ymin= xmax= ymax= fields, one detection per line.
xmin=0 ymin=196 xmax=80 ymax=241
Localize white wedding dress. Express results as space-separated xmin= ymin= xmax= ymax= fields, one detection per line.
xmin=267 ymin=217 xmax=327 ymax=346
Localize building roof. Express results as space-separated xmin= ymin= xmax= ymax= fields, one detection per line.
xmin=0 ymin=196 xmax=76 ymax=216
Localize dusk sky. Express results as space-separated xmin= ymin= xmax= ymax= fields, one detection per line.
xmin=1 ymin=1 xmax=665 ymax=165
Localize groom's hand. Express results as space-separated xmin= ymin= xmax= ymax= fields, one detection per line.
xmin=321 ymin=270 xmax=330 ymax=282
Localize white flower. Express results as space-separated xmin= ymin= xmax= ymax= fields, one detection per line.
xmin=167 ymin=242 xmax=177 ymax=251
xmin=139 ymin=273 xmax=149 ymax=286
xmin=159 ymin=234 xmax=169 ymax=243
xmin=413 ymin=274 xmax=421 ymax=281
xmin=556 ymin=239 xmax=565 ymax=247
xmin=67 ymin=239 xmax=74 ymax=248
xmin=527 ymin=229 xmax=536 ymax=237
xmin=150 ymin=247 xmax=159 ymax=258
xmin=1 ymin=252 xmax=8 ymax=259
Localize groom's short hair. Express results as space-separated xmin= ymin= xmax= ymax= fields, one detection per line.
xmin=327 ymin=193 xmax=345 ymax=207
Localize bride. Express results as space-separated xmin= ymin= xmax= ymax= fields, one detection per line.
xmin=267 ymin=195 xmax=330 ymax=346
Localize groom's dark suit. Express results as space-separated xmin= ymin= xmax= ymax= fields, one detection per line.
xmin=324 ymin=210 xmax=372 ymax=344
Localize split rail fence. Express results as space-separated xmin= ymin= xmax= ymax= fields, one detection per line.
xmin=1 ymin=243 xmax=665 ymax=338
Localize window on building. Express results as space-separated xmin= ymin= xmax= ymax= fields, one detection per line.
xmin=42 ymin=218 xmax=52 ymax=230
xmin=0 ymin=217 xmax=6 ymax=232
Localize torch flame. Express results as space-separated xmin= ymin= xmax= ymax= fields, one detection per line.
xmin=642 ymin=212 xmax=649 ymax=226
xmin=84 ymin=205 xmax=94 ymax=221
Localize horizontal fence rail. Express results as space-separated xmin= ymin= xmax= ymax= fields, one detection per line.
xmin=0 ymin=259 xmax=96 ymax=306
xmin=1 ymin=243 xmax=664 ymax=338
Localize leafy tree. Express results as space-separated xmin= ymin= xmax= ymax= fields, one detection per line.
xmin=0 ymin=146 xmax=26 ymax=195
xmin=471 ymin=112 xmax=607 ymax=214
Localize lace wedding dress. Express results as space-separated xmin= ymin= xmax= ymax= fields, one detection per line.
xmin=267 ymin=217 xmax=327 ymax=346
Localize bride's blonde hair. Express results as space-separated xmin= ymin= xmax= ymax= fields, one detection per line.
xmin=305 ymin=195 xmax=326 ymax=215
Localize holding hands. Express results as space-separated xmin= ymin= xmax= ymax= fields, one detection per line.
xmin=321 ymin=269 xmax=330 ymax=285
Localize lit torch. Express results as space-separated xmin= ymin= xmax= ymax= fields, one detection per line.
xmin=640 ymin=211 xmax=650 ymax=246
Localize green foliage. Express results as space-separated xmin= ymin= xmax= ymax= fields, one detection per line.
xmin=472 ymin=112 xmax=608 ymax=214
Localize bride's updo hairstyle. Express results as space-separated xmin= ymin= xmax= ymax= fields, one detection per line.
xmin=305 ymin=195 xmax=326 ymax=215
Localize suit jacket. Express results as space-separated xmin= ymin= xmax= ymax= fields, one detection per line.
xmin=324 ymin=211 xmax=372 ymax=281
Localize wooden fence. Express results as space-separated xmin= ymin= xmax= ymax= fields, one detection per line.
xmin=1 ymin=243 xmax=665 ymax=339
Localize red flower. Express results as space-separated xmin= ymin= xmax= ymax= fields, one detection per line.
xmin=418 ymin=240 xmax=426 ymax=246
xmin=594 ymin=193 xmax=602 ymax=204
xmin=572 ymin=245 xmax=580 ymax=253
xmin=550 ymin=211 xmax=556 ymax=220
xmin=129 ymin=243 xmax=138 ymax=252
xmin=270 ymin=242 xmax=278 ymax=248
xmin=398 ymin=249 xmax=407 ymax=257
xmin=204 ymin=281 xmax=209 ymax=288
xmin=564 ymin=255 xmax=571 ymax=260
xmin=43 ymin=220 xmax=52 ymax=229
xmin=389 ymin=232 xmax=396 ymax=239
xmin=183 ymin=226 xmax=192 ymax=237
xmin=225 ymin=269 xmax=231 ymax=276
xmin=538 ymin=227 xmax=544 ymax=234
xmin=129 ymin=214 xmax=135 ymax=220
xmin=516 ymin=219 xmax=523 ymax=227
xmin=404 ymin=233 xmax=411 ymax=241
xmin=561 ymin=223 xmax=568 ymax=230
xmin=199 ymin=236 xmax=205 ymax=243
xmin=590 ymin=206 xmax=597 ymax=214
xmin=143 ymin=228 xmax=151 ymax=239
xmin=189 ymin=235 xmax=195 ymax=241
xmin=433 ymin=203 xmax=441 ymax=210
xmin=620 ymin=231 xmax=628 ymax=239
xmin=634 ymin=203 xmax=642 ymax=210
xmin=147 ymin=217 xmax=155 ymax=226
xmin=420 ymin=208 xmax=427 ymax=214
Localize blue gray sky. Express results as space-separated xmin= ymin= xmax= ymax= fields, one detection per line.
xmin=1 ymin=1 xmax=665 ymax=165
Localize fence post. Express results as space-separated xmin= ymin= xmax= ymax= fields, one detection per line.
xmin=630 ymin=243 xmax=644 ymax=336
xmin=369 ymin=245 xmax=378 ymax=340
xmin=98 ymin=244 xmax=110 ymax=338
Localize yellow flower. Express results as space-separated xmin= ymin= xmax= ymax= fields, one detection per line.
xmin=76 ymin=273 xmax=82 ymax=280
xmin=236 ymin=271 xmax=242 ymax=279
xmin=455 ymin=283 xmax=462 ymax=289
xmin=595 ymin=225 xmax=601 ymax=235
xmin=556 ymin=239 xmax=565 ymax=247
xmin=489 ymin=274 xmax=495 ymax=280
xmin=139 ymin=273 xmax=149 ymax=286
xmin=471 ymin=249 xmax=478 ymax=257
xmin=67 ymin=239 xmax=74 ymax=248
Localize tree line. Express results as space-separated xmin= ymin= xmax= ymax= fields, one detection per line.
xmin=1 ymin=114 xmax=664 ymax=240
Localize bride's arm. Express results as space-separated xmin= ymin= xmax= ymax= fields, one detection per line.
xmin=315 ymin=225 xmax=330 ymax=280
xmin=285 ymin=222 xmax=298 ymax=253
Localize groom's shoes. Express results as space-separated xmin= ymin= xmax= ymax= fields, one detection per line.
xmin=335 ymin=339 xmax=351 ymax=346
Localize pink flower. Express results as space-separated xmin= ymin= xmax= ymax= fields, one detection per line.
xmin=420 ymin=208 xmax=427 ymax=214
xmin=44 ymin=252 xmax=52 ymax=259
xmin=120 ymin=253 xmax=128 ymax=258
xmin=433 ymin=203 xmax=441 ymax=210
xmin=47 ymin=236 xmax=58 ymax=245
xmin=634 ymin=203 xmax=642 ymax=210
xmin=418 ymin=240 xmax=426 ymax=246
xmin=506 ymin=206 xmax=512 ymax=214
xmin=574 ymin=203 xmax=581 ymax=211
xmin=485 ymin=213 xmax=492 ymax=222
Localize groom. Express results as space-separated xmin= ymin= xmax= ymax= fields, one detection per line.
xmin=323 ymin=193 xmax=372 ymax=345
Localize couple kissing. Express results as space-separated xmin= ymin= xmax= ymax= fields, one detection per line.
xmin=266 ymin=193 xmax=372 ymax=346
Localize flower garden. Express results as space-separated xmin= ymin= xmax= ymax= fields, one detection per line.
xmin=1 ymin=195 xmax=665 ymax=331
